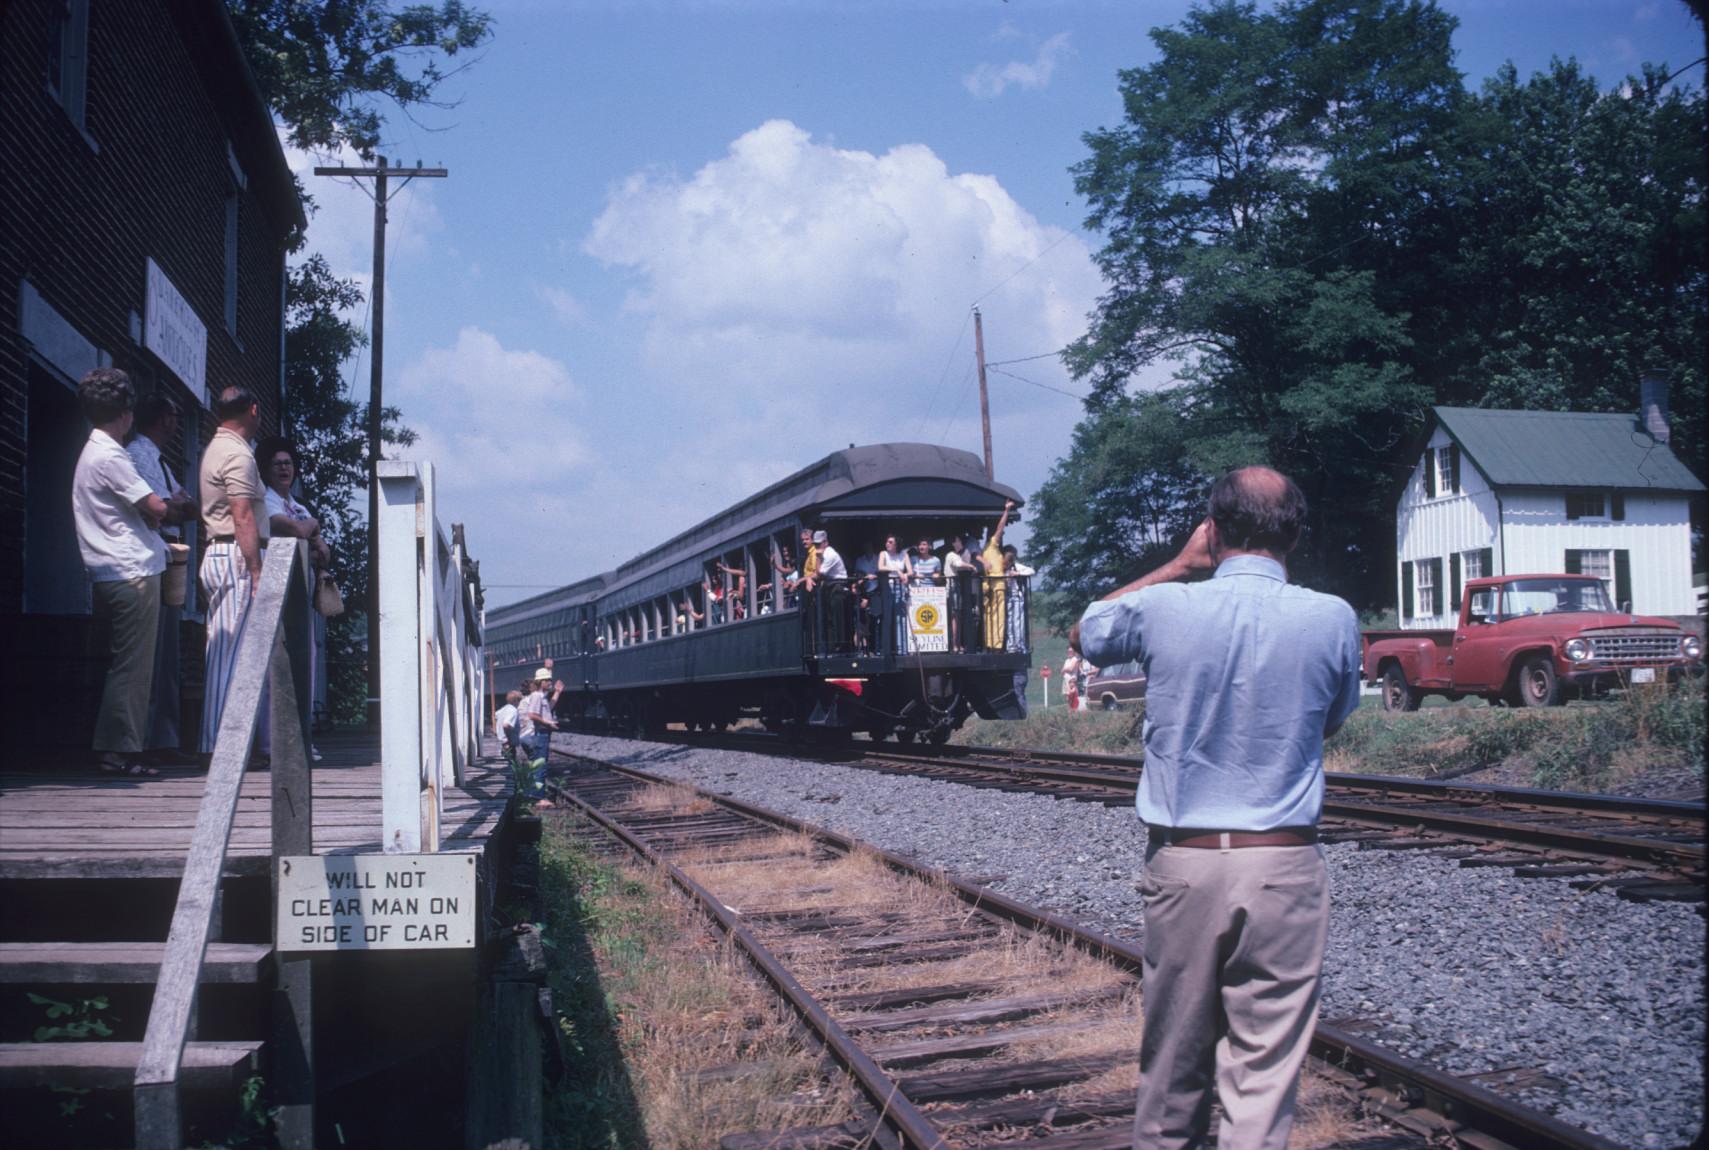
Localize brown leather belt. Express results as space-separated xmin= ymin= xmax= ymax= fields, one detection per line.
xmin=1150 ymin=825 xmax=1318 ymax=849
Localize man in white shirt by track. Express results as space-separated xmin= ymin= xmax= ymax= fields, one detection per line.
xmin=126 ymin=392 xmax=198 ymax=762
xmin=72 ymin=369 xmax=171 ymax=775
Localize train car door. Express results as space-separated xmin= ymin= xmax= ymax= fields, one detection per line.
xmin=576 ymin=604 xmax=597 ymax=690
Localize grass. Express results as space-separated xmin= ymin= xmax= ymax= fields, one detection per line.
xmin=1325 ymin=683 xmax=1706 ymax=791
xmin=538 ymin=814 xmax=856 ymax=1149
xmin=980 ymin=614 xmax=1705 ymax=794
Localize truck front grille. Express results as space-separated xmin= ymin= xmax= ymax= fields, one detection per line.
xmin=1585 ymin=628 xmax=1679 ymax=662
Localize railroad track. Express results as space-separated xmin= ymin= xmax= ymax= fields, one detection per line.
xmin=542 ymin=754 xmax=1629 ymax=1150
xmin=637 ymin=730 xmax=1706 ymax=904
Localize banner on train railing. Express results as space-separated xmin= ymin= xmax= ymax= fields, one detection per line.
xmin=907 ymin=585 xmax=948 ymax=653
xmin=276 ymin=854 xmax=476 ymax=951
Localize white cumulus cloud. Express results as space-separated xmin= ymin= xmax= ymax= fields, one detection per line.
xmin=963 ymin=32 xmax=1072 ymax=99
xmin=557 ymin=119 xmax=1103 ymax=584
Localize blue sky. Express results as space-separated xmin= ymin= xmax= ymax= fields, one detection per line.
xmin=284 ymin=0 xmax=1705 ymax=608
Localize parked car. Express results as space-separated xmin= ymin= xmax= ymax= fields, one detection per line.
xmin=1085 ymin=660 xmax=1147 ymax=711
xmin=1362 ymin=573 xmax=1703 ymax=710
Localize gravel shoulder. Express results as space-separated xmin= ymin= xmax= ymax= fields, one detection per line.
xmin=559 ymin=732 xmax=1706 ymax=1150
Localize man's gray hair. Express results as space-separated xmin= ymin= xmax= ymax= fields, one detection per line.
xmin=77 ymin=367 xmax=135 ymax=425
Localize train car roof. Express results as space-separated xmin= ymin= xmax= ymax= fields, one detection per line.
xmin=602 ymin=442 xmax=1022 ymax=602
xmin=488 ymin=443 xmax=1022 ymax=621
xmin=485 ymin=572 xmax=611 ymax=631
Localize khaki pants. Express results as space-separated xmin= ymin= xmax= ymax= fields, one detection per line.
xmin=1133 ymin=842 xmax=1329 ymax=1150
xmin=92 ymin=575 xmax=162 ymax=755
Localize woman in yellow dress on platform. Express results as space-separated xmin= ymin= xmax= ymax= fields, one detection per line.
xmin=981 ymin=500 xmax=1014 ymax=650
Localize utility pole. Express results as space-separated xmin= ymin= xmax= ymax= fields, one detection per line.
xmin=973 ymin=306 xmax=994 ymax=481
xmin=312 ymin=157 xmax=448 ymax=725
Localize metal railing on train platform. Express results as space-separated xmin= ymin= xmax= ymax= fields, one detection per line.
xmin=377 ymin=459 xmax=485 ymax=853
xmin=133 ymin=538 xmax=318 ymax=1149
xmin=804 ymin=572 xmax=1031 ymax=661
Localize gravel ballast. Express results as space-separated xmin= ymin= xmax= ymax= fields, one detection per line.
xmin=559 ymin=732 xmax=1705 ymax=1149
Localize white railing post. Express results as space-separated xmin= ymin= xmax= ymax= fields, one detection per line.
xmin=378 ymin=459 xmax=486 ymax=854
xmin=417 ymin=465 xmax=444 ymax=849
xmin=378 ymin=461 xmax=426 ymax=853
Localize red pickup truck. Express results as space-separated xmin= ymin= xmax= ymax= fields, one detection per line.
xmin=1363 ymin=574 xmax=1703 ymax=710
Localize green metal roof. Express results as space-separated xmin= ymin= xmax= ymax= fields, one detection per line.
xmin=1433 ymin=406 xmax=1705 ymax=492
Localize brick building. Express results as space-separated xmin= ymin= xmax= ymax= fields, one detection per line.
xmin=1 ymin=0 xmax=303 ymax=753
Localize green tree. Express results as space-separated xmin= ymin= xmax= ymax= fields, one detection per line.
xmin=282 ymin=256 xmax=415 ymax=723
xmin=1026 ymin=392 xmax=1204 ymax=630
xmin=229 ymin=0 xmax=487 ymax=718
xmin=1048 ymin=0 xmax=1705 ymax=612
xmin=1447 ymin=60 xmax=1706 ymax=476
xmin=229 ymin=0 xmax=493 ymax=159
xmin=1063 ymin=0 xmax=1459 ymax=605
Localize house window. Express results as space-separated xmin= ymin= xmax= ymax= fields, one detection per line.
xmin=1415 ymin=559 xmax=1437 ymax=618
xmin=1436 ymin=447 xmax=1454 ymax=496
xmin=48 ymin=0 xmax=91 ymax=133
xmin=1565 ymin=493 xmax=1607 ymax=520
xmin=1463 ymin=548 xmax=1486 ymax=580
xmin=1566 ymin=549 xmax=1614 ymax=600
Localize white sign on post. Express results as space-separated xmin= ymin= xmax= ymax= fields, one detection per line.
xmin=143 ymin=257 xmax=207 ymax=405
xmin=906 ymin=585 xmax=949 ymax=653
xmin=277 ymin=854 xmax=476 ymax=951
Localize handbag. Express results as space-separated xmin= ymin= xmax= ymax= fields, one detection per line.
xmin=314 ymin=572 xmax=346 ymax=618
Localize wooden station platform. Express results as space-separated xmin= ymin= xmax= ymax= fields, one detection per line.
xmin=0 ymin=729 xmax=514 ymax=880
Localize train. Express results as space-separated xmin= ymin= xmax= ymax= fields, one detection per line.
xmin=483 ymin=443 xmax=1034 ymax=743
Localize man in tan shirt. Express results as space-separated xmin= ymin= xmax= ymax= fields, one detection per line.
xmin=197 ymin=386 xmax=269 ymax=754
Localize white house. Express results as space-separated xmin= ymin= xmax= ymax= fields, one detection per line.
xmin=1396 ymin=396 xmax=1703 ymax=628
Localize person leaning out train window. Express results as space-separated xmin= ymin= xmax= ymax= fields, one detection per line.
xmin=773 ymin=541 xmax=800 ymax=608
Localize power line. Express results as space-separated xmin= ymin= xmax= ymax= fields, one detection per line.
xmin=971 ymin=231 xmax=1074 ymax=307
xmin=987 ymin=364 xmax=1088 ymax=401
xmin=915 ymin=309 xmax=975 ymax=440
xmin=987 ymin=347 xmax=1069 ymax=368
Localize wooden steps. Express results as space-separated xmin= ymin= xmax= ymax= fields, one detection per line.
xmin=0 ymin=941 xmax=273 ymax=985
xmin=0 ymin=1039 xmax=264 ymax=1089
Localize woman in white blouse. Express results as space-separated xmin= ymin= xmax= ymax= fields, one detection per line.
xmin=259 ymin=438 xmax=332 ymax=760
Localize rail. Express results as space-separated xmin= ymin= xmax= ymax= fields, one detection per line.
xmin=805 ymin=572 xmax=1031 ymax=660
xmin=134 ymin=539 xmax=316 ymax=1149
xmin=377 ymin=460 xmax=485 ymax=853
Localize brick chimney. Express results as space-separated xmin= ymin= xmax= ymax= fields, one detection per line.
xmin=1640 ymin=370 xmax=1670 ymax=444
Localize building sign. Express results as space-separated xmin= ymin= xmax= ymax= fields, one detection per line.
xmin=277 ymin=854 xmax=476 ymax=952
xmin=143 ymin=257 xmax=207 ymax=404
xmin=906 ymin=585 xmax=948 ymax=653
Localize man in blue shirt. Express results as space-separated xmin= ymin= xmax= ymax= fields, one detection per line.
xmin=1071 ymin=466 xmax=1361 ymax=1150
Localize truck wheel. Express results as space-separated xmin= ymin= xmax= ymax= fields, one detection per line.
xmin=1516 ymin=654 xmax=1562 ymax=707
xmin=1381 ymin=665 xmax=1422 ymax=712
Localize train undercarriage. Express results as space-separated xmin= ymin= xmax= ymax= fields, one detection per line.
xmin=562 ymin=664 xmax=1028 ymax=745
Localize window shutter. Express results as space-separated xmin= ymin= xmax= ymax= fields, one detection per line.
xmin=1430 ymin=558 xmax=1444 ymax=617
xmin=1611 ymin=493 xmax=1625 ymax=521
xmin=1565 ymin=496 xmax=1579 ymax=521
xmin=1565 ymin=551 xmax=1582 ymax=575
xmin=1614 ymin=550 xmax=1632 ymax=610
xmin=1450 ymin=552 xmax=1462 ymax=613
xmin=1449 ymin=444 xmax=1461 ymax=493
xmin=1402 ymin=562 xmax=1414 ymax=619
xmin=1423 ymin=455 xmax=1436 ymax=499
xmin=1480 ymin=547 xmax=1494 ymax=577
